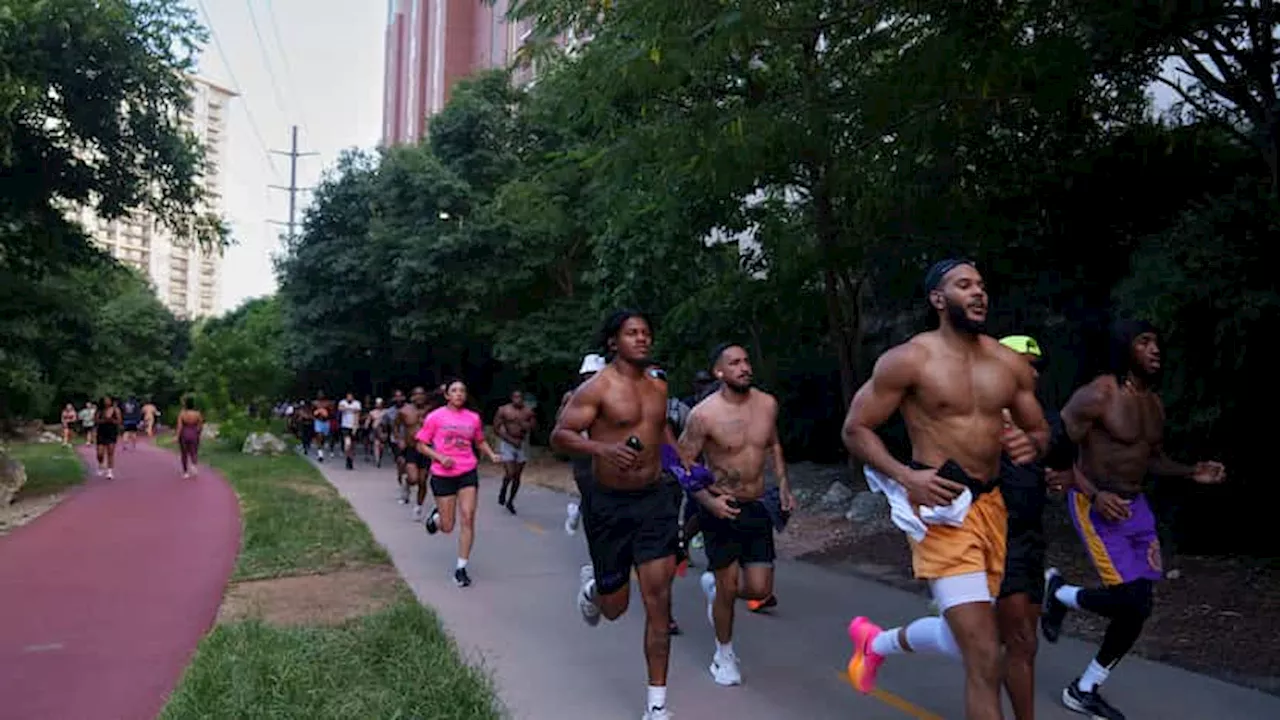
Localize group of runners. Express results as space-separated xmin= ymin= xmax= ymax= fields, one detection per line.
xmin=287 ymin=256 xmax=1222 ymax=720
xmin=58 ymin=396 xmax=160 ymax=479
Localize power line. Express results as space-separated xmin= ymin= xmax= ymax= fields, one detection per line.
xmin=268 ymin=125 xmax=319 ymax=243
xmin=194 ymin=0 xmax=282 ymax=180
xmin=244 ymin=0 xmax=292 ymax=128
xmin=262 ymin=0 xmax=313 ymax=141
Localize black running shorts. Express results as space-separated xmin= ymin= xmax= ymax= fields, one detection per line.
xmin=998 ymin=461 xmax=1047 ymax=603
xmin=698 ymin=497 xmax=776 ymax=571
xmin=584 ymin=476 xmax=680 ymax=595
xmin=430 ymin=469 xmax=479 ymax=498
xmin=403 ymin=446 xmax=430 ymax=470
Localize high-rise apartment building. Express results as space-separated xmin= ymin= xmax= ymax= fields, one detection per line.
xmin=72 ymin=75 xmax=234 ymax=320
xmin=382 ymin=0 xmax=535 ymax=146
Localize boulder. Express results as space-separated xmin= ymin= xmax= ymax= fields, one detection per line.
xmin=818 ymin=480 xmax=855 ymax=511
xmin=242 ymin=432 xmax=288 ymax=456
xmin=201 ymin=423 xmax=220 ymax=441
xmin=38 ymin=431 xmax=62 ymax=444
xmin=845 ymin=491 xmax=889 ymax=523
xmin=1 ymin=451 xmax=27 ymax=506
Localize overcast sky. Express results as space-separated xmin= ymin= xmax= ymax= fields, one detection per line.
xmin=188 ymin=0 xmax=385 ymax=313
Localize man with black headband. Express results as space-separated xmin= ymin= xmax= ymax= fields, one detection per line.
xmin=678 ymin=342 xmax=795 ymax=688
xmin=841 ymin=258 xmax=1050 ymax=720
xmin=552 ymin=310 xmax=679 ymax=720
xmin=1041 ymin=319 xmax=1225 ymax=720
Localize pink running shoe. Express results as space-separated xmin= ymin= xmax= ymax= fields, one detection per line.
xmin=847 ymin=616 xmax=886 ymax=694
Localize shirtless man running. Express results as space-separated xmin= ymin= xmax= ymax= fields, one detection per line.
xmin=1041 ymin=319 xmax=1225 ymax=720
xmin=312 ymin=391 xmax=334 ymax=462
xmin=394 ymin=387 xmax=431 ymax=520
xmin=142 ymin=399 xmax=159 ymax=437
xmin=552 ymin=310 xmax=679 ymax=720
xmin=495 ymin=389 xmax=537 ymax=514
xmin=842 ymin=259 xmax=1050 ymax=720
xmin=678 ymin=343 xmax=795 ymax=687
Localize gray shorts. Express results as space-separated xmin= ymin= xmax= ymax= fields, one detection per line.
xmin=498 ymin=439 xmax=528 ymax=463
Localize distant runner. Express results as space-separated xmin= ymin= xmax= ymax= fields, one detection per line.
xmin=369 ymin=398 xmax=389 ymax=468
xmin=142 ymin=399 xmax=159 ymax=437
xmin=60 ymin=403 xmax=77 ymax=446
xmin=395 ymin=387 xmax=431 ymax=519
xmin=175 ymin=397 xmax=204 ymax=479
xmin=338 ymin=391 xmax=362 ymax=470
xmin=419 ymin=379 xmax=501 ymax=587
xmin=120 ymin=396 xmax=142 ymax=450
xmin=495 ymin=389 xmax=537 ymax=514
xmin=678 ymin=342 xmax=795 ymax=687
xmin=95 ymin=396 xmax=123 ymax=479
xmin=80 ymin=401 xmax=96 ymax=446
xmin=1041 ymin=319 xmax=1225 ymax=720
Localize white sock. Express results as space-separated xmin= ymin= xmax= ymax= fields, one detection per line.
xmin=317 ymin=449 xmax=324 ymax=459
xmin=1056 ymin=584 xmax=1083 ymax=609
xmin=715 ymin=640 xmax=734 ymax=657
xmin=904 ymin=616 xmax=961 ymax=659
xmin=646 ymin=685 xmax=666 ymax=710
xmin=456 ymin=558 xmax=468 ymax=570
xmin=1077 ymin=659 xmax=1110 ymax=691
xmin=870 ymin=627 xmax=904 ymax=656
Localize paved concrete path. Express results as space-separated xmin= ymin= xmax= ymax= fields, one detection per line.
xmin=0 ymin=440 xmax=241 ymax=720
xmin=315 ymin=453 xmax=1280 ymax=720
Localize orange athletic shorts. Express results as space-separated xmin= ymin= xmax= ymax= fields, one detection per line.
xmin=907 ymin=487 xmax=1007 ymax=597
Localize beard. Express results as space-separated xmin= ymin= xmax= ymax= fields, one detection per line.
xmin=945 ymin=298 xmax=986 ymax=335
xmin=723 ymin=378 xmax=752 ymax=394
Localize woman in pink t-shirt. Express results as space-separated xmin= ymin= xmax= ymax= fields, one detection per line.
xmin=415 ymin=379 xmax=500 ymax=587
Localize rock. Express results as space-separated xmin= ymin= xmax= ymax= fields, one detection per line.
xmin=242 ymin=432 xmax=288 ymax=456
xmin=818 ymin=480 xmax=854 ymax=511
xmin=37 ymin=431 xmax=62 ymax=444
xmin=201 ymin=424 xmax=220 ymax=441
xmin=845 ymin=491 xmax=888 ymax=523
xmin=0 ymin=451 xmax=27 ymax=507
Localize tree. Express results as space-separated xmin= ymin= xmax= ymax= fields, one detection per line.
xmin=184 ymin=297 xmax=289 ymax=417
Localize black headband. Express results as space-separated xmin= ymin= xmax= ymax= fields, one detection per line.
xmin=924 ymin=258 xmax=975 ymax=294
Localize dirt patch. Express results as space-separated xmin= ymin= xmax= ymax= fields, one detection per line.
xmin=281 ymin=481 xmax=335 ymax=498
xmin=217 ymin=566 xmax=404 ymax=627
xmin=517 ymin=453 xmax=578 ymax=495
xmin=0 ymin=493 xmax=67 ymax=536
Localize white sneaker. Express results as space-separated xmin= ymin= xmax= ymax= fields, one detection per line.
xmin=710 ymin=649 xmax=742 ymax=686
xmin=182 ymin=471 xmax=189 ymax=479
xmin=577 ymin=564 xmax=601 ymax=626
xmin=106 ymin=469 xmax=113 ymax=480
xmin=565 ymin=502 xmax=580 ymax=535
xmin=700 ymin=571 xmax=716 ymax=627
xmin=642 ymin=706 xmax=672 ymax=720
xmin=412 ymin=504 xmax=423 ymax=521
xmin=398 ymin=485 xmax=410 ymax=504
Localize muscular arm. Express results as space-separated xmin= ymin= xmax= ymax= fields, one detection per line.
xmin=766 ymin=401 xmax=790 ymax=493
xmin=492 ymin=408 xmax=515 ymax=445
xmin=1007 ymin=357 xmax=1051 ymax=457
xmin=551 ymin=381 xmax=602 ymax=457
xmin=676 ymin=408 xmax=709 ymax=467
xmin=1060 ymin=377 xmax=1112 ymax=443
xmin=841 ymin=345 xmax=918 ymax=482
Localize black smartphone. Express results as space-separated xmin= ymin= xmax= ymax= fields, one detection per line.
xmin=936 ymin=460 xmax=969 ymax=498
xmin=625 ymin=436 xmax=644 ymax=452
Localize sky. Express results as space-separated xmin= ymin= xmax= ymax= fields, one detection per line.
xmin=188 ymin=0 xmax=386 ymax=314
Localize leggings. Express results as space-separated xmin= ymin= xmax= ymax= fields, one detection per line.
xmin=1078 ymin=579 xmax=1154 ymax=667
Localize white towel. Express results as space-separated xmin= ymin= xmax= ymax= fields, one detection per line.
xmin=864 ymin=467 xmax=972 ymax=542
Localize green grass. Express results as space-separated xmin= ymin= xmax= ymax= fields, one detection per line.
xmin=157 ymin=435 xmax=388 ymax=580
xmin=6 ymin=442 xmax=85 ymax=497
xmin=160 ymin=598 xmax=499 ymax=720
xmin=157 ymin=436 xmax=499 ymax=719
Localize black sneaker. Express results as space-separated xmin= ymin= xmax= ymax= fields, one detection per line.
xmin=1063 ymin=680 xmax=1126 ymax=719
xmin=345 ymin=457 xmax=353 ymax=470
xmin=1041 ymin=568 xmax=1068 ymax=643
xmin=505 ymin=500 xmax=517 ymax=515
xmin=668 ymin=619 xmax=682 ymax=636
xmin=424 ymin=508 xmax=439 ymax=535
xmin=454 ymin=567 xmax=472 ymax=587
xmin=497 ymin=488 xmax=507 ymax=506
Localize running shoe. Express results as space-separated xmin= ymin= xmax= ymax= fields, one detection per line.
xmin=578 ymin=564 xmax=601 ymax=626
xmin=1063 ymin=680 xmax=1126 ymax=719
xmin=1041 ymin=568 xmax=1068 ymax=643
xmin=564 ymin=501 xmax=580 ymax=535
xmin=424 ymin=507 xmax=439 ymax=534
xmin=847 ymin=616 xmax=885 ymax=694
xmin=710 ymin=647 xmax=742 ymax=686
xmin=746 ymin=594 xmax=777 ymax=613
xmin=454 ymin=567 xmax=471 ymax=588
xmin=642 ymin=707 xmax=671 ymax=720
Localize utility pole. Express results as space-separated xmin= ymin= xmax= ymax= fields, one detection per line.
xmin=268 ymin=125 xmax=318 ymax=242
